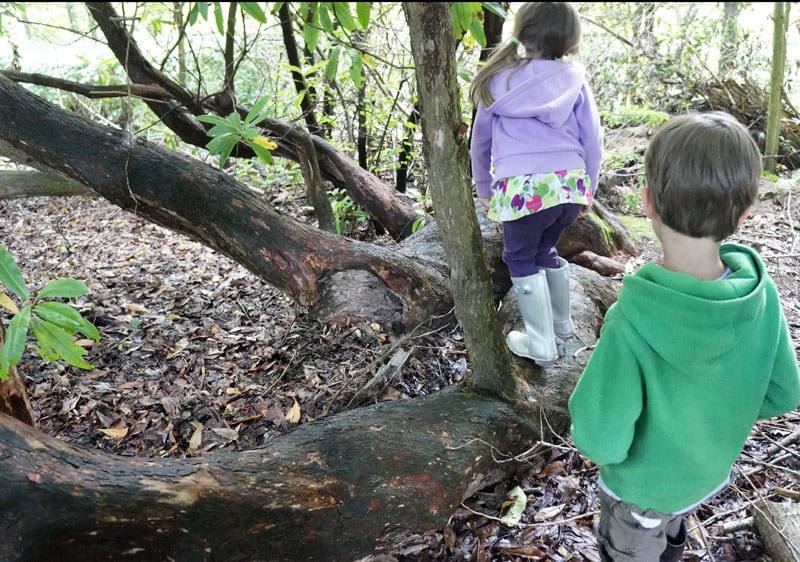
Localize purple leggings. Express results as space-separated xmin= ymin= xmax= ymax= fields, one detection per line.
xmin=502 ymin=203 xmax=582 ymax=277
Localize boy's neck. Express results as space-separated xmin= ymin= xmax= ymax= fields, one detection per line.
xmin=655 ymin=221 xmax=726 ymax=281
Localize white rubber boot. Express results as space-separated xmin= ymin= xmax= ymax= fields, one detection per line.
xmin=507 ymin=271 xmax=558 ymax=362
xmin=545 ymin=257 xmax=574 ymax=338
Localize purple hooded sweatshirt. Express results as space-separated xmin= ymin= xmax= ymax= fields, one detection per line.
xmin=470 ymin=59 xmax=603 ymax=201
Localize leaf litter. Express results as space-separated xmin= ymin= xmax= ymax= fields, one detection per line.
xmin=0 ymin=176 xmax=799 ymax=561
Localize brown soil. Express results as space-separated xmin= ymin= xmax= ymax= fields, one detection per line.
xmin=0 ymin=175 xmax=798 ymax=561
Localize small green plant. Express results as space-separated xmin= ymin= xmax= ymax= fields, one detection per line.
xmin=328 ymin=188 xmax=368 ymax=235
xmin=600 ymin=106 xmax=670 ymax=130
xmin=622 ymin=189 xmax=643 ymax=214
xmin=0 ymin=245 xmax=100 ymax=380
xmin=196 ymin=97 xmax=278 ymax=166
xmin=412 ymin=216 xmax=427 ymax=234
xmin=603 ymin=150 xmax=643 ymax=172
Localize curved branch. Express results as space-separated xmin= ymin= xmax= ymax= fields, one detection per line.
xmin=0 ymin=73 xmax=446 ymax=330
xmin=85 ymin=1 xmax=209 ymax=146
xmin=0 ymin=70 xmax=172 ymax=101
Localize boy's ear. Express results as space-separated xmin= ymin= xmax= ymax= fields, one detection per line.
xmin=738 ymin=206 xmax=753 ymax=226
xmin=641 ymin=187 xmax=657 ymax=219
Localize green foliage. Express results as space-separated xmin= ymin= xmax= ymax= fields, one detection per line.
xmin=621 ymin=189 xmax=643 ymax=214
xmin=603 ymin=150 xmax=643 ymax=171
xmin=406 ymin=186 xmax=434 ymax=233
xmin=0 ymin=2 xmax=26 ymax=35
xmin=197 ymin=97 xmax=277 ymax=165
xmin=451 ymin=3 xmax=508 ymax=48
xmin=600 ymin=106 xmax=670 ymax=130
xmin=186 ymin=2 xmax=266 ymax=34
xmin=412 ymin=217 xmax=427 ymax=234
xmin=292 ymin=2 xmax=372 ymax=89
xmin=0 ymin=245 xmax=100 ymax=380
xmin=328 ymin=188 xmax=368 ymax=235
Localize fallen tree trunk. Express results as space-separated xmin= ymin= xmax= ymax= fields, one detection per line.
xmin=0 ymin=170 xmax=94 ymax=199
xmin=0 ymin=388 xmax=552 ymax=561
xmin=753 ymin=500 xmax=800 ymax=562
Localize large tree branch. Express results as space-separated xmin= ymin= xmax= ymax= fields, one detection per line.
xmin=84 ymin=2 xmax=208 ymax=148
xmin=0 ymin=73 xmax=447 ymax=330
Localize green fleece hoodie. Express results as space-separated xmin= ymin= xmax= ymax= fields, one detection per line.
xmin=568 ymin=243 xmax=800 ymax=513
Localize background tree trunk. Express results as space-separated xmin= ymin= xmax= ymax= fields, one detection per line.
xmin=719 ymin=2 xmax=743 ymax=77
xmin=277 ymin=2 xmax=322 ymax=136
xmin=765 ymin=2 xmax=790 ymax=174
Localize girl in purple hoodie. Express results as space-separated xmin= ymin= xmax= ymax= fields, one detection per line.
xmin=469 ymin=2 xmax=603 ymax=363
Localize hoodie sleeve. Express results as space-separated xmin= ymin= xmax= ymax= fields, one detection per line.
xmin=568 ymin=309 xmax=642 ymax=466
xmin=758 ymin=312 xmax=800 ymax=419
xmin=470 ymin=103 xmax=495 ymax=198
xmin=575 ymin=82 xmax=603 ymax=195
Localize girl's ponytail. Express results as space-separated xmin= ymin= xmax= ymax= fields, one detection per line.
xmin=470 ymin=40 xmax=523 ymax=107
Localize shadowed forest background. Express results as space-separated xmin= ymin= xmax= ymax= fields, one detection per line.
xmin=0 ymin=2 xmax=799 ymax=561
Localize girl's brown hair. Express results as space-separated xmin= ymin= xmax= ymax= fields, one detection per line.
xmin=470 ymin=2 xmax=582 ymax=107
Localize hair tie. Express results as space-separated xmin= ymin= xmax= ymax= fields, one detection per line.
xmin=510 ymin=36 xmax=521 ymax=45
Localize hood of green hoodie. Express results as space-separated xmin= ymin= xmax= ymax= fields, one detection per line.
xmin=615 ymin=243 xmax=766 ymax=368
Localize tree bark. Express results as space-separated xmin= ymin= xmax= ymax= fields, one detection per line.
xmin=0 ymin=387 xmax=556 ymax=562
xmin=405 ymin=1 xmax=516 ymax=399
xmin=765 ymin=2 xmax=790 ymax=174
xmin=753 ymin=500 xmax=800 ymax=562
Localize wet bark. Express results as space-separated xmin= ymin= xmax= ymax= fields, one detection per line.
xmin=0 ymin=388 xmax=552 ymax=562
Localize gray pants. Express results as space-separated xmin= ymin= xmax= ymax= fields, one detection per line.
xmin=596 ymin=490 xmax=687 ymax=561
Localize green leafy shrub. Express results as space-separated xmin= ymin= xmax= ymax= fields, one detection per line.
xmin=328 ymin=188 xmax=368 ymax=235
xmin=0 ymin=245 xmax=99 ymax=379
xmin=197 ymin=97 xmax=278 ymax=165
xmin=600 ymin=106 xmax=670 ymax=130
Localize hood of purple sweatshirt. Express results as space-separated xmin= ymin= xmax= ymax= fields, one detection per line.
xmin=470 ymin=59 xmax=602 ymax=199
xmin=488 ymin=59 xmax=586 ymax=126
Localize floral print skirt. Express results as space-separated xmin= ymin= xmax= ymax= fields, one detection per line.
xmin=487 ymin=168 xmax=592 ymax=222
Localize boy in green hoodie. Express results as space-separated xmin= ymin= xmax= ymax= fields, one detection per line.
xmin=568 ymin=111 xmax=800 ymax=562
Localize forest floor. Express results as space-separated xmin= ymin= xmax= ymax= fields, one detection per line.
xmin=1 ymin=155 xmax=799 ymax=561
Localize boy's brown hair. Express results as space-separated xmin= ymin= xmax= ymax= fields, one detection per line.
xmin=645 ymin=111 xmax=762 ymax=241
